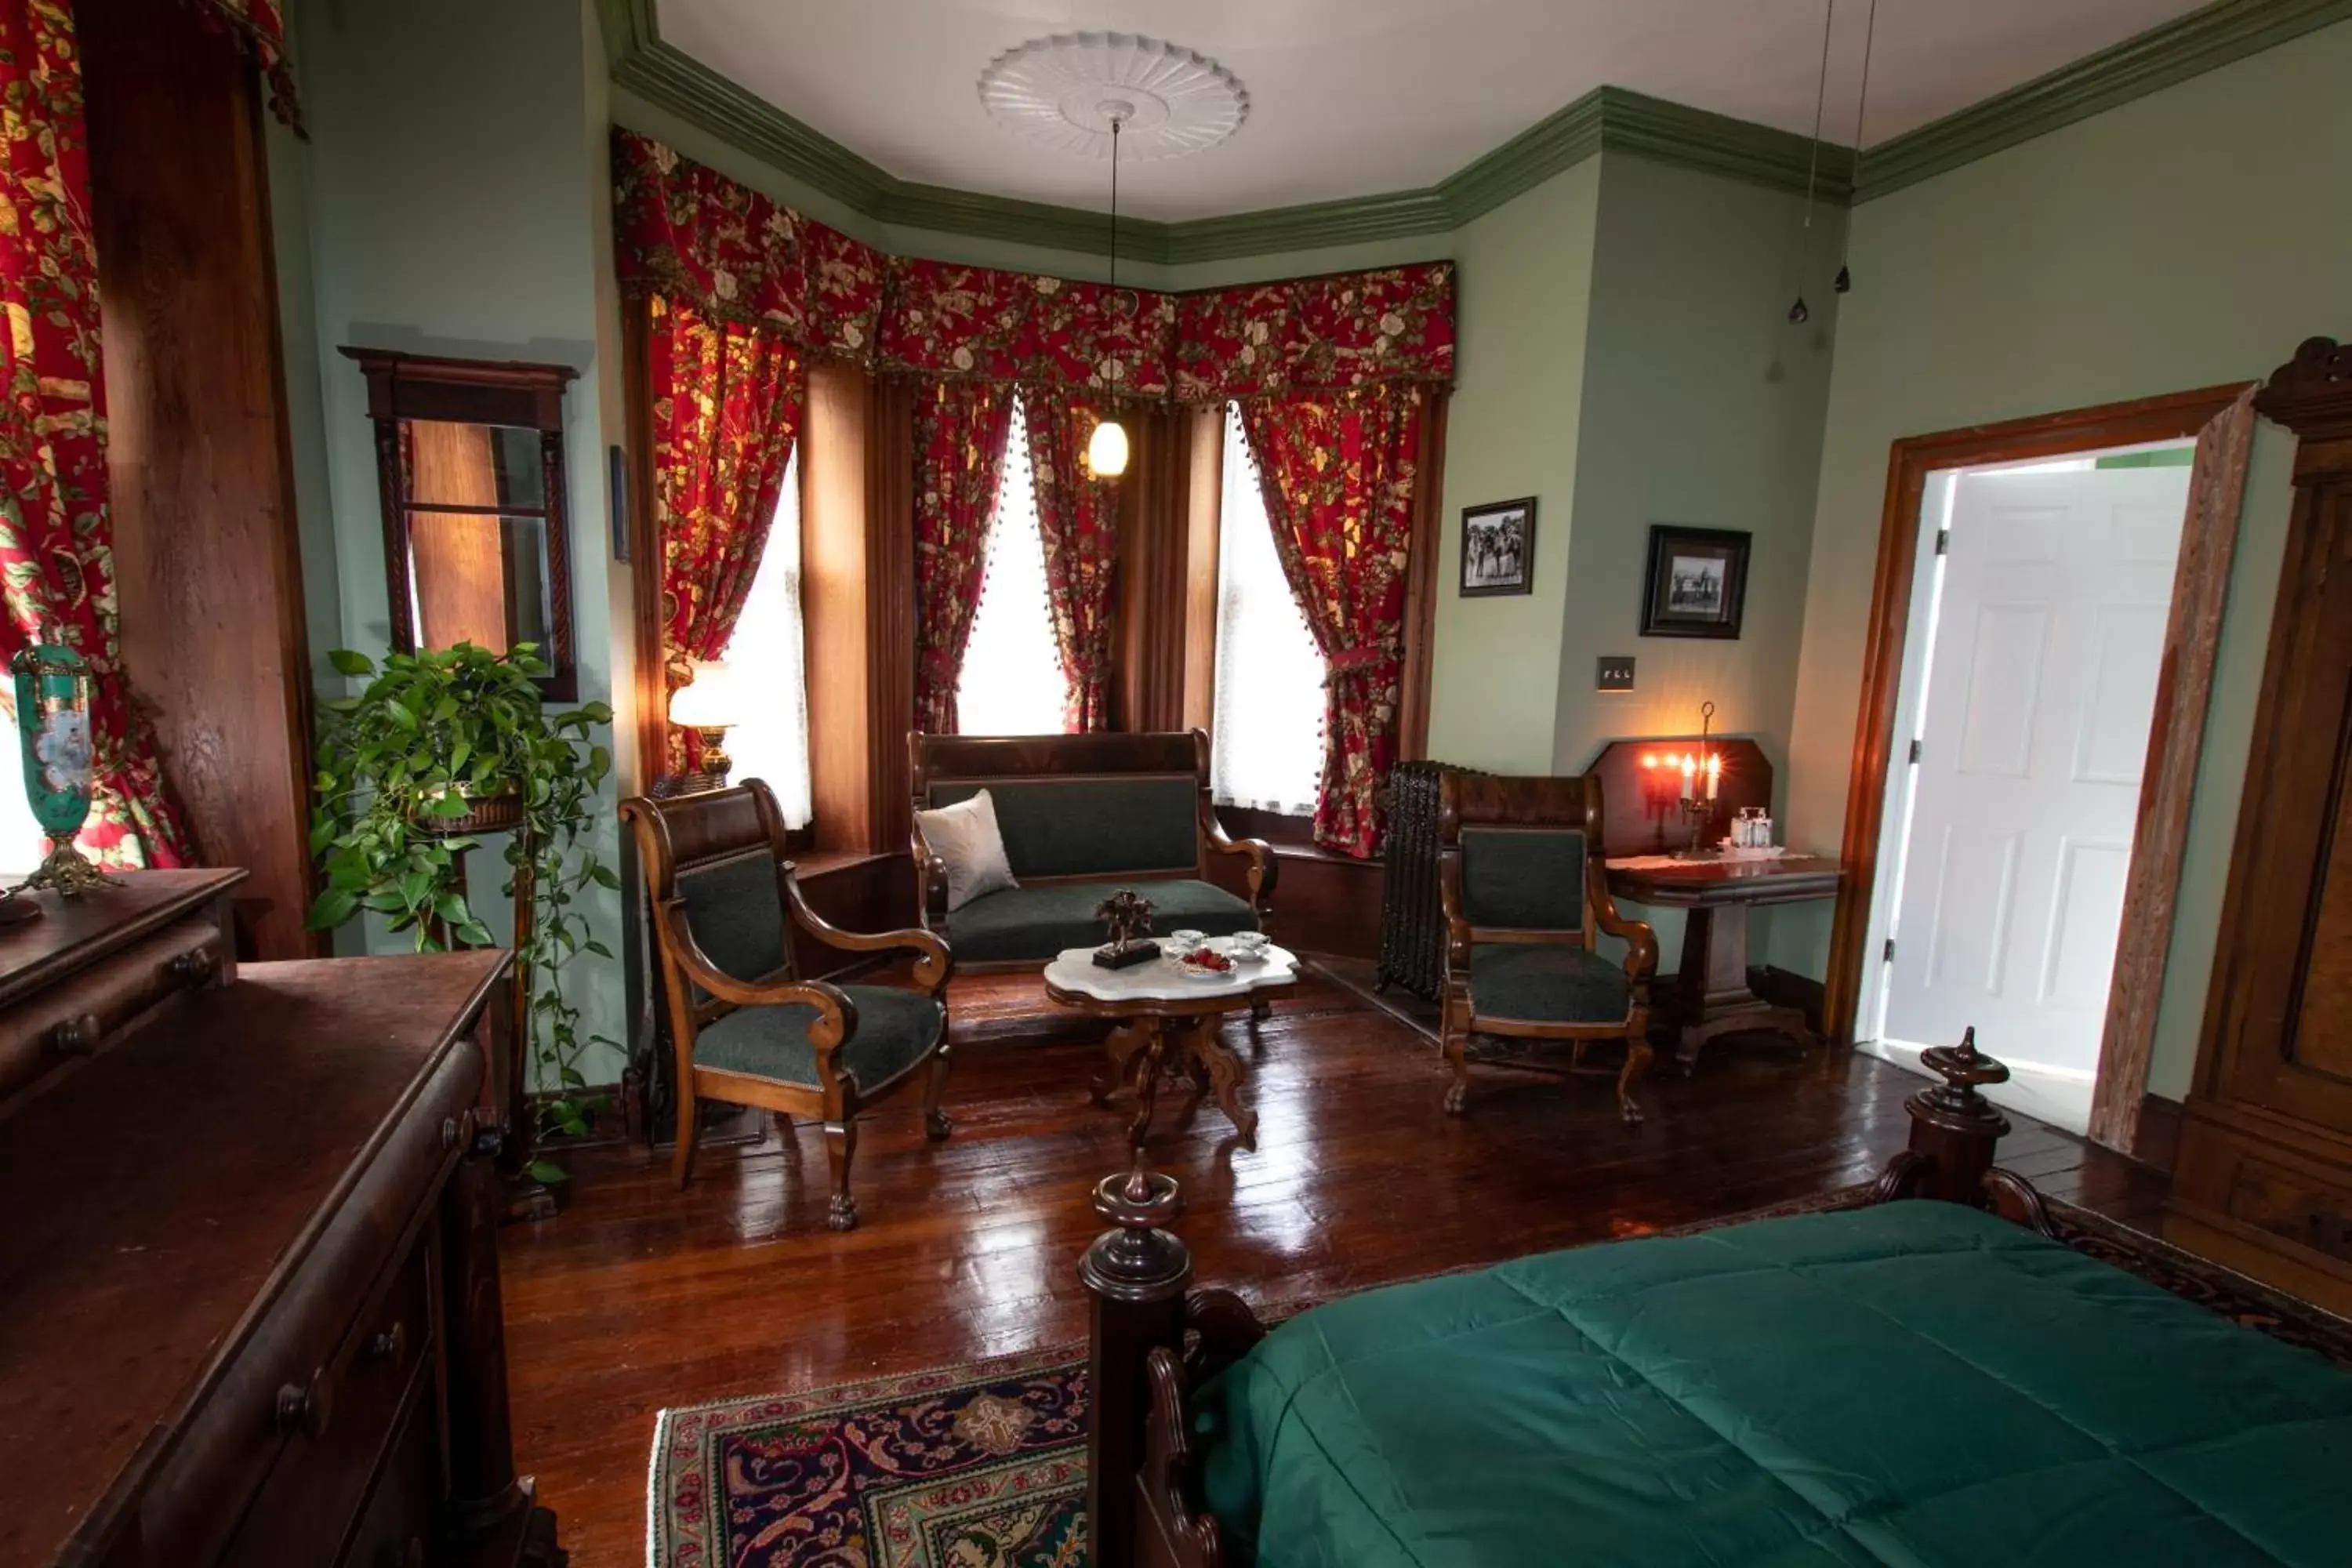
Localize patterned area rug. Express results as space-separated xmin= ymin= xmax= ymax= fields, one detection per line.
xmin=646 ymin=1189 xmax=2352 ymax=1566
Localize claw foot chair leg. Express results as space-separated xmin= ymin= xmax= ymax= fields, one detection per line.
xmin=1617 ymin=1035 xmax=1652 ymax=1124
xmin=823 ymin=1118 xmax=859 ymax=1231
xmin=924 ymin=1046 xmax=954 ymax=1141
xmin=1442 ymin=996 xmax=1470 ymax=1115
xmin=672 ymin=1094 xmax=701 ymax=1189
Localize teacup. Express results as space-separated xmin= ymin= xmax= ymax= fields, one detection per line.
xmin=1230 ymin=930 xmax=1270 ymax=956
xmin=1165 ymin=928 xmax=1206 ymax=956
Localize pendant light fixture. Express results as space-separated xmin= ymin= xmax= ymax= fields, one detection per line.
xmin=1835 ymin=0 xmax=1879 ymax=294
xmin=1085 ymin=104 xmax=1133 ymax=480
xmin=1788 ymin=0 xmax=1835 ymax=325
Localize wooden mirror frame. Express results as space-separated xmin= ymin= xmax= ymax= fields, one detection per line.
xmin=342 ymin=347 xmax=580 ymax=702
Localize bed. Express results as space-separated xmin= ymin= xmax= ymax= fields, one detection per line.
xmin=1080 ymin=1039 xmax=2352 ymax=1568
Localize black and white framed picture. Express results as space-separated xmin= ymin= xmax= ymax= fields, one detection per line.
xmin=1459 ymin=497 xmax=1536 ymax=597
xmin=1640 ymin=524 xmax=1749 ymax=639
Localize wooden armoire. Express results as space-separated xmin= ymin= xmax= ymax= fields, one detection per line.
xmin=2168 ymin=337 xmax=2352 ymax=1314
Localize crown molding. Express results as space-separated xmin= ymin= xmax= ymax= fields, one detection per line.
xmin=599 ymin=0 xmax=2341 ymax=261
xmin=1856 ymin=0 xmax=2352 ymax=200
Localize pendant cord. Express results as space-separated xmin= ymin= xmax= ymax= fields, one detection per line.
xmin=1787 ymin=0 xmax=1835 ymax=323
xmin=1109 ymin=117 xmax=1120 ymax=295
xmin=1838 ymin=0 xmax=1878 ymax=288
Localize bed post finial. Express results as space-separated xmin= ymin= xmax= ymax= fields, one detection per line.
xmin=1082 ymin=1161 xmax=1192 ymax=1568
xmin=1871 ymin=1024 xmax=2018 ymax=1209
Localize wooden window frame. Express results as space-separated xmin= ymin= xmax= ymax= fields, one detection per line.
xmin=1823 ymin=383 xmax=2257 ymax=1158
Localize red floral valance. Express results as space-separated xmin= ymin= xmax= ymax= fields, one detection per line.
xmin=612 ymin=130 xmax=1454 ymax=402
xmin=184 ymin=0 xmax=303 ymax=133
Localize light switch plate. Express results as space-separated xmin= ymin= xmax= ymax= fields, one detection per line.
xmin=1596 ymin=656 xmax=1636 ymax=691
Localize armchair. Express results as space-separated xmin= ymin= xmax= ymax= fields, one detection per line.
xmin=620 ymin=779 xmax=953 ymax=1229
xmin=1438 ymin=772 xmax=1660 ymax=1122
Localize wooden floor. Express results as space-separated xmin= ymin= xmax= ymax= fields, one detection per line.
xmin=501 ymin=963 xmax=2164 ymax=1563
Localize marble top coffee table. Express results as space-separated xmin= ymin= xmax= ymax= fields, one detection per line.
xmin=1042 ymin=941 xmax=1300 ymax=1151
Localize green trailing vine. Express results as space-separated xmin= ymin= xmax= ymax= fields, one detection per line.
xmin=307 ymin=641 xmax=618 ymax=1181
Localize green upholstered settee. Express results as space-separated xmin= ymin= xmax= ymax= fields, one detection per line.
xmin=909 ymin=730 xmax=1276 ymax=967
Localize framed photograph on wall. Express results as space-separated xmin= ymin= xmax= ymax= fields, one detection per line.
xmin=1459 ymin=497 xmax=1536 ymax=597
xmin=1641 ymin=524 xmax=1749 ymax=639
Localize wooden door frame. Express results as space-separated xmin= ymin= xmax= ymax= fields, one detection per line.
xmin=1823 ymin=382 xmax=2258 ymax=1156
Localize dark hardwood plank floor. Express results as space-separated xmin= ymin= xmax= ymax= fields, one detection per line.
xmin=501 ymin=964 xmax=2164 ymax=1563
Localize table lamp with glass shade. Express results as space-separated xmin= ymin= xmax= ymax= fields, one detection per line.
xmin=668 ymin=659 xmax=740 ymax=791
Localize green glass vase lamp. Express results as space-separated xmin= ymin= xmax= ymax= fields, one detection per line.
xmin=12 ymin=641 xmax=111 ymax=896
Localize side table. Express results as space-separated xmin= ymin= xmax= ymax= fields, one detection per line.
xmin=1604 ymin=854 xmax=1844 ymax=1069
xmin=1043 ymin=943 xmax=1301 ymax=1150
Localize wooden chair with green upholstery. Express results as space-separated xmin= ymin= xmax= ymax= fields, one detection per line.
xmin=620 ymin=779 xmax=954 ymax=1229
xmin=1438 ymin=771 xmax=1660 ymax=1123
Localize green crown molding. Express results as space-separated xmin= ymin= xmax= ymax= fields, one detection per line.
xmin=1857 ymin=0 xmax=2352 ymax=200
xmin=599 ymin=0 xmax=2347 ymax=261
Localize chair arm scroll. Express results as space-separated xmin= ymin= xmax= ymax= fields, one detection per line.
xmin=782 ymin=869 xmax=954 ymax=994
xmin=1589 ymin=862 xmax=1658 ymax=988
xmin=655 ymin=898 xmax=860 ymax=1064
xmin=1203 ymin=811 xmax=1279 ymax=911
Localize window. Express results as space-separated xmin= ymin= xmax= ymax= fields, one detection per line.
xmin=956 ymin=395 xmax=1067 ymax=735
xmin=1211 ymin=405 xmax=1326 ymax=815
xmin=717 ymin=447 xmax=813 ymax=828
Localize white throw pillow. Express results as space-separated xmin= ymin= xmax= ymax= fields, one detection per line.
xmin=916 ymin=789 xmax=1020 ymax=913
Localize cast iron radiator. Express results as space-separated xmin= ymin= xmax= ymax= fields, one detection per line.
xmin=1376 ymin=760 xmax=1485 ymax=1000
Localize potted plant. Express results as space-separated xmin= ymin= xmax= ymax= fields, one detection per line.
xmin=307 ymin=641 xmax=619 ymax=1183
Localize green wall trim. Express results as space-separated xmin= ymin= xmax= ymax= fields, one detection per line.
xmin=1857 ymin=0 xmax=2352 ymax=201
xmin=598 ymin=0 xmax=2347 ymax=260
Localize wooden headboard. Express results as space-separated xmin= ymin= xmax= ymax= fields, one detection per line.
xmin=1581 ymin=736 xmax=1773 ymax=858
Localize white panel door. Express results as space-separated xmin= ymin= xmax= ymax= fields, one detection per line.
xmin=1882 ymin=466 xmax=2190 ymax=1081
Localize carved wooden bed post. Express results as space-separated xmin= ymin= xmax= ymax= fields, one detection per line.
xmin=1872 ymin=1028 xmax=2055 ymax=1232
xmin=1081 ymin=1157 xmax=1193 ymax=1566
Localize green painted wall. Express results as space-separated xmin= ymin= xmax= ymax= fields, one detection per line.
xmin=273 ymin=0 xmax=631 ymax=1082
xmin=1550 ymin=154 xmax=1841 ymax=960
xmin=1777 ymin=18 xmax=2352 ymax=1098
xmin=1425 ymin=159 xmax=1602 ymax=772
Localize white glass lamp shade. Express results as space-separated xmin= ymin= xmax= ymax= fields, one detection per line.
xmin=668 ymin=660 xmax=740 ymax=728
xmin=1086 ymin=415 xmax=1131 ymax=478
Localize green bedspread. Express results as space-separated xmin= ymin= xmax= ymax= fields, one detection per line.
xmin=1197 ymin=1200 xmax=2351 ymax=1566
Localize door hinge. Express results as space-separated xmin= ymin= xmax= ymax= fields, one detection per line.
xmin=1882 ymin=937 xmax=1897 ymax=963
xmin=1933 ymin=529 xmax=1951 ymax=555
xmin=1908 ymin=738 xmax=1923 ymax=764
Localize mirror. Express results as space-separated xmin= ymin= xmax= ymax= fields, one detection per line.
xmin=343 ymin=349 xmax=579 ymax=700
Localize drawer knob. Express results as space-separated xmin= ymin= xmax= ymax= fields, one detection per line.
xmin=47 ymin=1013 xmax=100 ymax=1060
xmin=169 ymin=947 xmax=216 ymax=983
xmin=274 ymin=1367 xmax=332 ymax=1442
xmin=362 ymin=1319 xmax=408 ymax=1366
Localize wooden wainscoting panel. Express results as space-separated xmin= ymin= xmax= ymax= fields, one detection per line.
xmin=1207 ymin=845 xmax=1383 ymax=960
xmin=82 ymin=0 xmax=315 ymax=959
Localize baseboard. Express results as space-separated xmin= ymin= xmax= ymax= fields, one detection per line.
xmin=2136 ymin=1092 xmax=2185 ymax=1174
xmin=1747 ymin=964 xmax=1826 ymax=1033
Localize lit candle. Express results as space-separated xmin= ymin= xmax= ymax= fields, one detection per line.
xmin=1707 ymin=753 xmax=1721 ymax=800
xmin=1680 ymin=753 xmax=1695 ymax=800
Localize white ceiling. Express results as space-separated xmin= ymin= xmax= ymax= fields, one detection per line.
xmin=656 ymin=0 xmax=2209 ymax=222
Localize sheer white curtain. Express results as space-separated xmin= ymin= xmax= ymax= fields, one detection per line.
xmin=1212 ymin=403 xmax=1327 ymax=815
xmin=717 ymin=447 xmax=814 ymax=827
xmin=956 ymin=394 xmax=1068 ymax=735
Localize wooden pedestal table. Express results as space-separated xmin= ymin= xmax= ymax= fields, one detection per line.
xmin=1044 ymin=943 xmax=1300 ymax=1151
xmin=1604 ymin=854 xmax=1844 ymax=1070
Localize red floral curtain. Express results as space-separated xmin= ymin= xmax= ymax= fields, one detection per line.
xmin=913 ymin=381 xmax=1017 ymax=735
xmin=1240 ymin=387 xmax=1429 ymax=858
xmin=0 ymin=0 xmax=192 ymax=869
xmin=1022 ymin=397 xmax=1122 ymax=731
xmin=648 ymin=295 xmax=803 ymax=775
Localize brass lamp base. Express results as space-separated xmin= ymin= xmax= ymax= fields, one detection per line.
xmin=692 ymin=726 xmax=732 ymax=785
xmin=20 ymin=841 xmax=113 ymax=897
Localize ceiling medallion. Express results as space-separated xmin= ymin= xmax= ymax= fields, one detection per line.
xmin=978 ymin=33 xmax=1247 ymax=162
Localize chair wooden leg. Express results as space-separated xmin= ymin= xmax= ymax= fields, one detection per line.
xmin=1249 ymin=999 xmax=1272 ymax=1025
xmin=923 ymin=1044 xmax=954 ymax=1141
xmin=1442 ymin=996 xmax=1471 ymax=1116
xmin=671 ymin=1087 xmax=701 ymax=1189
xmin=1617 ymin=1033 xmax=1653 ymax=1125
xmin=822 ymin=1118 xmax=859 ymax=1231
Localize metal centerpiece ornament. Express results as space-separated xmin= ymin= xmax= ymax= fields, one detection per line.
xmin=11 ymin=643 xmax=109 ymax=895
xmin=1092 ymin=887 xmax=1161 ymax=971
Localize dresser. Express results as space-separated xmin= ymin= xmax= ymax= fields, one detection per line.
xmin=2168 ymin=338 xmax=2352 ymax=1316
xmin=0 ymin=869 xmax=561 ymax=1566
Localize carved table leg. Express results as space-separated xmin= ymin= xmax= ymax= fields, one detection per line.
xmin=1092 ymin=1023 xmax=1151 ymax=1107
xmin=1189 ymin=1014 xmax=1259 ymax=1150
xmin=1127 ymin=1020 xmax=1170 ymax=1152
xmin=1671 ymin=903 xmax=1811 ymax=1072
